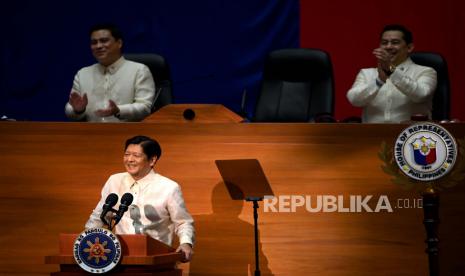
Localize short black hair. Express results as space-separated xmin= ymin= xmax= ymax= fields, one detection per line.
xmin=89 ymin=23 xmax=123 ymax=41
xmin=125 ymin=135 xmax=161 ymax=161
xmin=381 ymin=24 xmax=413 ymax=44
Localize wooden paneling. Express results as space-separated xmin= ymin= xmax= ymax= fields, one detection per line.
xmin=0 ymin=122 xmax=464 ymax=275
xmin=143 ymin=104 xmax=244 ymax=123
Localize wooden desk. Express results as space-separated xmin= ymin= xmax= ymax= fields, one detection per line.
xmin=0 ymin=122 xmax=464 ymax=275
xmin=143 ymin=104 xmax=244 ymax=123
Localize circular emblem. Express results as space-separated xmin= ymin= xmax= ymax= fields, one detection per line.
xmin=394 ymin=122 xmax=457 ymax=181
xmin=73 ymin=228 xmax=122 ymax=274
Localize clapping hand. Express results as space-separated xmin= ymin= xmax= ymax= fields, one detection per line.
xmin=69 ymin=90 xmax=88 ymax=113
xmin=373 ymin=48 xmax=393 ymax=81
xmin=95 ymin=99 xmax=120 ymax=117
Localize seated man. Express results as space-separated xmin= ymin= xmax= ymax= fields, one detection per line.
xmin=65 ymin=24 xmax=155 ymax=122
xmin=85 ymin=135 xmax=194 ymax=262
xmin=347 ymin=24 xmax=437 ymax=123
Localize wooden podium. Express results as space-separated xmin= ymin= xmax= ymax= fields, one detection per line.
xmin=143 ymin=104 xmax=244 ymax=123
xmin=45 ymin=234 xmax=183 ymax=276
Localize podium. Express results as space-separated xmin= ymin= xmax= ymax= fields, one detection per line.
xmin=142 ymin=104 xmax=244 ymax=123
xmin=45 ymin=234 xmax=183 ymax=276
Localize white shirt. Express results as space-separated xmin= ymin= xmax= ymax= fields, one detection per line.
xmin=347 ymin=58 xmax=437 ymax=123
xmin=65 ymin=56 xmax=155 ymax=122
xmin=85 ymin=170 xmax=195 ymax=247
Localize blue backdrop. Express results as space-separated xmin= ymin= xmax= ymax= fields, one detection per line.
xmin=0 ymin=0 xmax=299 ymax=121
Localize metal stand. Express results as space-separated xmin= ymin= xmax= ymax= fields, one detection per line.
xmin=215 ymin=159 xmax=274 ymax=276
xmin=422 ymin=189 xmax=440 ymax=276
xmin=247 ymin=196 xmax=262 ymax=276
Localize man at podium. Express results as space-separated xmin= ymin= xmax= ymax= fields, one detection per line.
xmin=85 ymin=135 xmax=195 ymax=262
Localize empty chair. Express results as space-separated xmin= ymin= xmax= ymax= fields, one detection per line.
xmin=253 ymin=48 xmax=335 ymax=122
xmin=125 ymin=53 xmax=173 ymax=112
xmin=410 ymin=52 xmax=450 ymax=121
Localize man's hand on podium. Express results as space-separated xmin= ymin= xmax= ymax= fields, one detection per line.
xmin=176 ymin=243 xmax=193 ymax=263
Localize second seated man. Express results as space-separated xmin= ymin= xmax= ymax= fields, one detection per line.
xmin=347 ymin=24 xmax=437 ymax=123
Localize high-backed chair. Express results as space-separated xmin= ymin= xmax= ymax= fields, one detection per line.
xmin=253 ymin=48 xmax=335 ymax=122
xmin=125 ymin=53 xmax=173 ymax=112
xmin=410 ymin=52 xmax=450 ymax=121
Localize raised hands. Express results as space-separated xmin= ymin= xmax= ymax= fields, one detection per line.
xmin=94 ymin=99 xmax=120 ymax=117
xmin=68 ymin=91 xmax=88 ymax=114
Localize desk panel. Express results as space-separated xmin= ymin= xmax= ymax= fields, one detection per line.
xmin=0 ymin=122 xmax=464 ymax=275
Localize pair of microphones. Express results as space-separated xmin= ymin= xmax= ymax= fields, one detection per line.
xmin=100 ymin=193 xmax=133 ymax=230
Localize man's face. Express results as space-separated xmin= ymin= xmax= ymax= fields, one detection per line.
xmin=124 ymin=144 xmax=156 ymax=180
xmin=90 ymin=29 xmax=122 ymax=66
xmin=380 ymin=30 xmax=413 ymax=65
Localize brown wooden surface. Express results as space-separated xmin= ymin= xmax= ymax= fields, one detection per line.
xmin=0 ymin=122 xmax=465 ymax=275
xmin=51 ymin=264 xmax=181 ymax=276
xmin=143 ymin=104 xmax=245 ymax=123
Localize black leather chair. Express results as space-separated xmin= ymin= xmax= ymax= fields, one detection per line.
xmin=253 ymin=48 xmax=335 ymax=122
xmin=410 ymin=52 xmax=450 ymax=121
xmin=125 ymin=53 xmax=173 ymax=112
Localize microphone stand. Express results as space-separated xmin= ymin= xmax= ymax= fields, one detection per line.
xmin=101 ymin=208 xmax=118 ymax=231
xmin=110 ymin=208 xmax=118 ymax=231
xmin=246 ymin=196 xmax=262 ymax=276
xmin=423 ymin=188 xmax=440 ymax=276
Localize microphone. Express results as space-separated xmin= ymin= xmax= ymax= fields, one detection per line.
xmin=151 ymin=87 xmax=162 ymax=111
xmin=183 ymin=108 xmax=195 ymax=120
xmin=240 ymin=88 xmax=247 ymax=118
xmin=100 ymin=193 xmax=119 ymax=226
xmin=113 ymin=193 xmax=134 ymax=226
